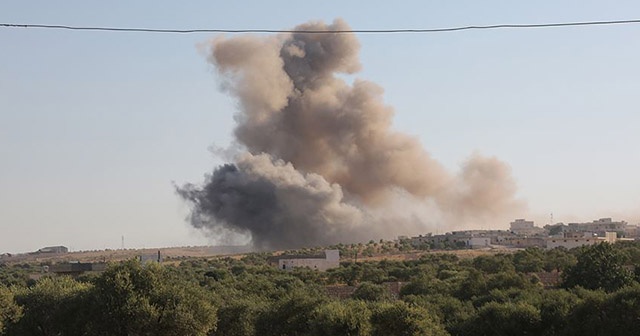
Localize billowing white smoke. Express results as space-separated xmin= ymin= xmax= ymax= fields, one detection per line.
xmin=178 ymin=19 xmax=524 ymax=250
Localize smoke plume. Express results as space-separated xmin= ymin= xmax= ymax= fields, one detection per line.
xmin=178 ymin=19 xmax=524 ymax=249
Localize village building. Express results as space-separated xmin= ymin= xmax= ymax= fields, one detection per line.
xmin=410 ymin=230 xmax=513 ymax=249
xmin=509 ymin=219 xmax=546 ymax=236
xmin=138 ymin=250 xmax=163 ymax=264
xmin=546 ymin=236 xmax=598 ymax=250
xmin=36 ymin=246 xmax=69 ymax=254
xmin=546 ymin=231 xmax=618 ymax=249
xmin=566 ymin=218 xmax=627 ymax=237
xmin=502 ymin=236 xmax=547 ymax=248
xmin=275 ymin=249 xmax=340 ymax=271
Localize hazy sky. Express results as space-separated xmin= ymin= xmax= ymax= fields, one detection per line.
xmin=1 ymin=1 xmax=639 ymax=253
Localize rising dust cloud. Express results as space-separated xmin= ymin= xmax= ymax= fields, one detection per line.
xmin=177 ymin=19 xmax=524 ymax=250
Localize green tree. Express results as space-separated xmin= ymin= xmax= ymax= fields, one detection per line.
xmin=400 ymin=275 xmax=453 ymax=298
xmin=402 ymin=294 xmax=473 ymax=333
xmin=254 ymin=289 xmax=327 ymax=336
xmin=472 ymin=255 xmax=515 ymax=274
xmin=8 ymin=276 xmax=90 ymax=336
xmin=543 ymin=247 xmax=576 ymax=272
xmin=370 ymin=301 xmax=449 ymax=336
xmin=459 ymin=302 xmax=541 ymax=336
xmin=310 ymin=300 xmax=372 ymax=336
xmin=213 ymin=297 xmax=266 ymax=336
xmin=562 ymin=288 xmax=607 ymax=336
xmin=513 ymin=248 xmax=544 ymax=273
xmin=353 ymin=282 xmax=392 ymax=302
xmin=534 ymin=289 xmax=580 ymax=336
xmin=0 ymin=286 xmax=22 ymax=335
xmin=455 ymin=269 xmax=487 ymax=300
xmin=596 ymin=285 xmax=640 ymax=336
xmin=0 ymin=265 xmax=31 ymax=288
xmin=485 ymin=271 xmax=532 ymax=292
xmin=562 ymin=243 xmax=634 ymax=292
xmin=88 ymin=260 xmax=217 ymax=336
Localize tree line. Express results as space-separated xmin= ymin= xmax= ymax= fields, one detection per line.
xmin=1 ymin=241 xmax=640 ymax=336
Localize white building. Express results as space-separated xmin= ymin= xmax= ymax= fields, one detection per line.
xmin=546 ymin=231 xmax=617 ymax=250
xmin=278 ymin=250 xmax=339 ymax=271
xmin=546 ymin=236 xmax=598 ymax=250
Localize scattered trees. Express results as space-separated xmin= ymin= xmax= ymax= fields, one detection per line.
xmin=1 ymin=241 xmax=640 ymax=336
xmin=0 ymin=287 xmax=21 ymax=335
xmin=562 ymin=243 xmax=634 ymax=292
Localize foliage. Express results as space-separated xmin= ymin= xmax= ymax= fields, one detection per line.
xmin=458 ymin=301 xmax=541 ymax=336
xmin=352 ymin=282 xmax=392 ymax=302
xmin=0 ymin=264 xmax=32 ymax=288
xmin=0 ymin=286 xmax=22 ymax=335
xmin=543 ymin=247 xmax=577 ymax=272
xmin=512 ymin=248 xmax=544 ymax=273
xmin=1 ymin=241 xmax=640 ymax=335
xmin=254 ymin=289 xmax=327 ymax=336
xmin=310 ymin=300 xmax=372 ymax=336
xmin=7 ymin=276 xmax=90 ymax=336
xmin=538 ymin=289 xmax=581 ymax=335
xmin=562 ymin=243 xmax=634 ymax=292
xmin=370 ymin=301 xmax=449 ymax=336
xmin=213 ymin=298 xmax=266 ymax=336
xmin=87 ymin=260 xmax=217 ymax=336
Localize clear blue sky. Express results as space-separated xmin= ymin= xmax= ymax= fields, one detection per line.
xmin=1 ymin=1 xmax=639 ymax=253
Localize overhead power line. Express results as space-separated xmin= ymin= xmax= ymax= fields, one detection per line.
xmin=2 ymin=19 xmax=640 ymax=35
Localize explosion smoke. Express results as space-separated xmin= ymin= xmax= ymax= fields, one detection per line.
xmin=178 ymin=19 xmax=524 ymax=249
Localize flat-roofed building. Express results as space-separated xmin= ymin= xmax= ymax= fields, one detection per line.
xmin=510 ymin=219 xmax=546 ymax=236
xmin=276 ymin=250 xmax=340 ymax=271
xmin=37 ymin=246 xmax=68 ymax=254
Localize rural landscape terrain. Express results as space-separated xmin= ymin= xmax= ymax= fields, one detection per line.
xmin=2 ymin=239 xmax=640 ymax=335
xmin=3 ymin=2 xmax=640 ymax=335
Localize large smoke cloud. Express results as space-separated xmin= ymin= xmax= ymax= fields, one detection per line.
xmin=177 ymin=153 xmax=363 ymax=249
xmin=178 ymin=19 xmax=524 ymax=250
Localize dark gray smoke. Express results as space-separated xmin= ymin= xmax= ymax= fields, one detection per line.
xmin=177 ymin=153 xmax=363 ymax=250
xmin=178 ymin=19 xmax=524 ymax=249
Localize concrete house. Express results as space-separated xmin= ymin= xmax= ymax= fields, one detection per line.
xmin=37 ymin=246 xmax=69 ymax=254
xmin=277 ymin=250 xmax=340 ymax=271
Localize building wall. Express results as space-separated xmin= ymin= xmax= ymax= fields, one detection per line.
xmin=603 ymin=231 xmax=617 ymax=243
xmin=278 ymin=250 xmax=340 ymax=271
xmin=567 ymin=218 xmax=627 ymax=236
xmin=38 ymin=246 xmax=69 ymax=254
xmin=625 ymin=225 xmax=640 ymax=238
xmin=502 ymin=237 xmax=546 ymax=248
xmin=510 ymin=219 xmax=534 ymax=230
xmin=510 ymin=219 xmax=546 ymax=236
xmin=139 ymin=251 xmax=162 ymax=264
xmin=546 ymin=237 xmax=598 ymax=250
xmin=467 ymin=237 xmax=491 ymax=249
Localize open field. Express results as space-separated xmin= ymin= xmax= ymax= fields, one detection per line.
xmin=1 ymin=244 xmax=517 ymax=265
xmin=0 ymin=245 xmax=252 ymax=264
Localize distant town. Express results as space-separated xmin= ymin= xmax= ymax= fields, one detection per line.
xmin=2 ymin=217 xmax=636 ymax=260
xmin=402 ymin=217 xmax=634 ymax=250
xmin=1 ymin=217 xmax=636 ymax=274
